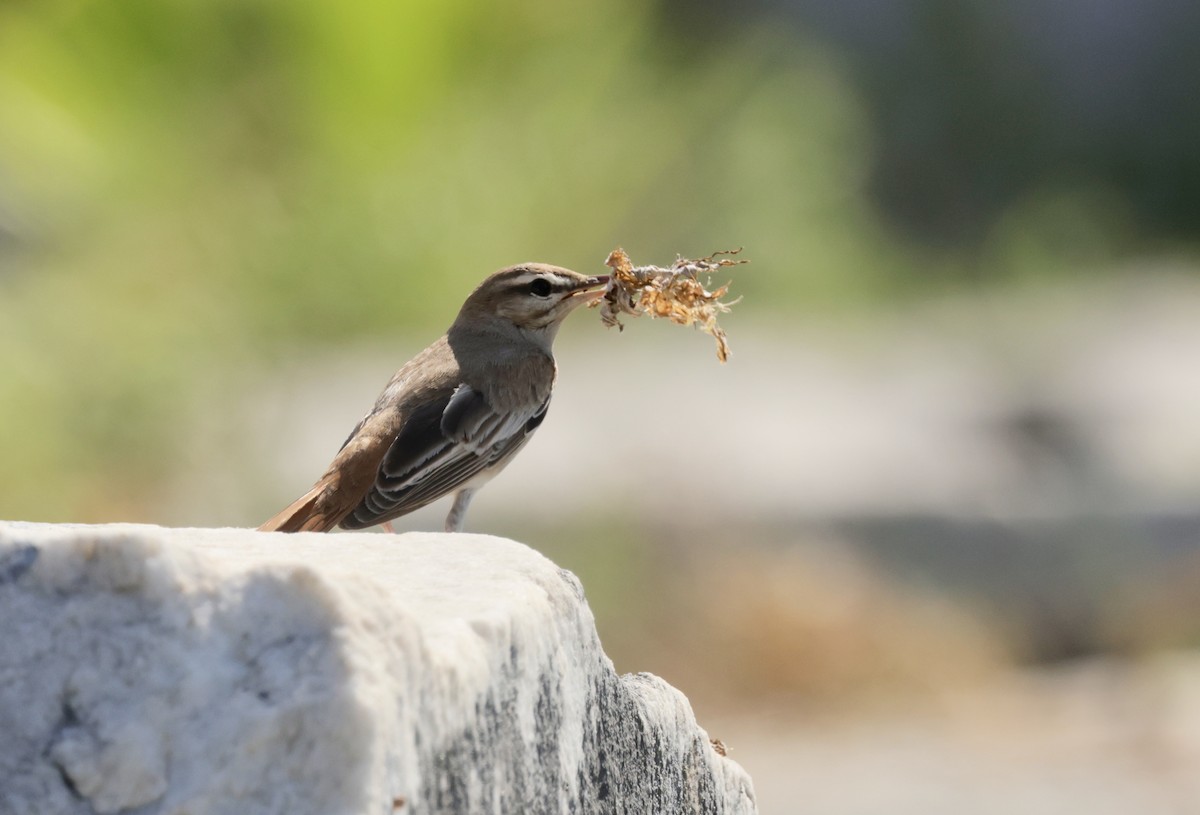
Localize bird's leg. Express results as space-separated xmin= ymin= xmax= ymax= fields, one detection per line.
xmin=381 ymin=521 xmax=396 ymax=534
xmin=445 ymin=489 xmax=475 ymax=533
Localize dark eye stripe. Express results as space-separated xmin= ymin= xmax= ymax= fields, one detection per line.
xmin=503 ymin=278 xmax=570 ymax=296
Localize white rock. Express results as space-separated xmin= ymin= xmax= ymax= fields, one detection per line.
xmin=0 ymin=522 xmax=755 ymax=815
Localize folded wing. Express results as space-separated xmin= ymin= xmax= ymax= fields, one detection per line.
xmin=340 ymin=384 xmax=548 ymax=529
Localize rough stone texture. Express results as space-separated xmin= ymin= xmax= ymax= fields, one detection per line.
xmin=0 ymin=522 xmax=755 ymax=815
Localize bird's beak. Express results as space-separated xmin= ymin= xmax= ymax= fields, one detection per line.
xmin=569 ymin=275 xmax=610 ymax=301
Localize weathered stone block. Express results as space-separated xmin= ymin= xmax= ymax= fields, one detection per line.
xmin=0 ymin=523 xmax=755 ymax=815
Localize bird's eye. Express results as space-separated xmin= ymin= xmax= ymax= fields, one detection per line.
xmin=528 ymin=278 xmax=553 ymax=298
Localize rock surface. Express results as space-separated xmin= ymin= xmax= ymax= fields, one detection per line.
xmin=0 ymin=522 xmax=755 ymax=815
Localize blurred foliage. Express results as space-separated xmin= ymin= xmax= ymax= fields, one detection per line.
xmin=0 ymin=0 xmax=1192 ymax=526
xmin=670 ymin=0 xmax=1200 ymax=249
xmin=0 ymin=0 xmax=917 ymax=520
xmin=525 ymin=516 xmax=1200 ymax=713
xmin=522 ymin=518 xmax=1010 ymax=715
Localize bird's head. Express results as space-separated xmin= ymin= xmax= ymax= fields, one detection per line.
xmin=457 ymin=263 xmax=609 ymax=344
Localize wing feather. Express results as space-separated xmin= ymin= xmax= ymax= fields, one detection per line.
xmin=340 ymin=385 xmax=549 ymax=530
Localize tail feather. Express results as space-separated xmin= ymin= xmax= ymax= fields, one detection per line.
xmin=258 ymin=484 xmax=340 ymax=533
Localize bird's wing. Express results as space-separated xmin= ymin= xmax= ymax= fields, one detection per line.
xmin=340 ymin=384 xmax=549 ymax=529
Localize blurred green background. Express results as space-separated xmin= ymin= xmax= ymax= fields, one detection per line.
xmin=5 ymin=1 xmax=1200 ymax=810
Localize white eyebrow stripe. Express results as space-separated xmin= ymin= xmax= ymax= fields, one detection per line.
xmin=506 ymin=272 xmax=575 ymax=291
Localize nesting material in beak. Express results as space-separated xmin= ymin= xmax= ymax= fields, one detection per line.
xmin=592 ymin=247 xmax=746 ymax=363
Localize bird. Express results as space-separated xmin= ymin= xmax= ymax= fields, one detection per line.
xmin=258 ymin=263 xmax=608 ymax=534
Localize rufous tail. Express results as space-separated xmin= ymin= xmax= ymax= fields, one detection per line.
xmin=258 ymin=484 xmax=339 ymax=533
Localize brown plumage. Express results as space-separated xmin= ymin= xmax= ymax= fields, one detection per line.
xmin=259 ymin=264 xmax=606 ymax=534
